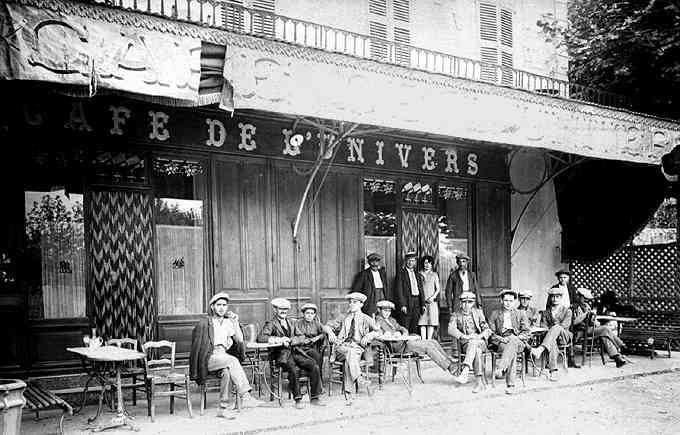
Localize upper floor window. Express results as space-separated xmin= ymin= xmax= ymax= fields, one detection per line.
xmin=369 ymin=0 xmax=411 ymax=65
xmin=479 ymin=2 xmax=513 ymax=85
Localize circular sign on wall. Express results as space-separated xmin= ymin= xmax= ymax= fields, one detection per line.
xmin=508 ymin=149 xmax=548 ymax=194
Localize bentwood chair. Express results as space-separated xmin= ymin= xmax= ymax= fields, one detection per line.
xmin=456 ymin=340 xmax=491 ymax=385
xmin=142 ymin=340 xmax=193 ymax=421
xmin=490 ymin=347 xmax=526 ymax=387
xmin=106 ymin=338 xmax=148 ymax=407
xmin=327 ymin=344 xmax=375 ymax=399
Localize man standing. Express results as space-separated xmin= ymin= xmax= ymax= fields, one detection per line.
xmin=531 ymin=288 xmax=573 ymax=381
xmin=488 ymin=289 xmax=531 ymax=394
xmin=517 ymin=290 xmax=541 ymax=327
xmin=329 ymin=292 xmax=381 ymax=405
xmin=189 ymin=292 xmax=262 ymax=418
xmin=445 ymin=253 xmax=483 ymax=313
xmin=394 ymin=251 xmax=425 ymax=333
xmin=449 ymin=291 xmax=492 ymax=393
xmin=257 ymin=298 xmax=325 ymax=409
xmin=351 ymin=253 xmax=389 ymax=317
xmin=572 ymin=288 xmax=627 ymax=368
xmin=548 ymin=270 xmax=577 ymax=309
xmin=375 ymin=300 xmax=457 ymax=375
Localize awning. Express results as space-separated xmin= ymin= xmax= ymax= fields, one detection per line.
xmin=0 ymin=2 xmax=202 ymax=105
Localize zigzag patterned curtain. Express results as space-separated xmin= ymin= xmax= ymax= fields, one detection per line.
xmin=401 ymin=211 xmax=439 ymax=268
xmin=88 ymin=189 xmax=155 ymax=343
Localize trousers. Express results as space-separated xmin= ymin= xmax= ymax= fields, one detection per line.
xmin=335 ymin=342 xmax=367 ymax=393
xmin=459 ymin=339 xmax=487 ymax=376
xmin=588 ymin=326 xmax=623 ymax=357
xmin=207 ymin=347 xmax=251 ymax=406
xmin=280 ymin=352 xmax=323 ymax=401
xmin=494 ymin=336 xmax=525 ymax=386
xmin=405 ymin=339 xmax=454 ymax=371
xmin=540 ymin=325 xmax=572 ymax=370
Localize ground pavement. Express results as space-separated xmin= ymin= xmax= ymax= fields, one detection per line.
xmin=22 ymin=353 xmax=680 ymax=435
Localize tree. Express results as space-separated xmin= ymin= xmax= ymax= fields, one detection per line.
xmin=538 ymin=0 xmax=680 ymax=119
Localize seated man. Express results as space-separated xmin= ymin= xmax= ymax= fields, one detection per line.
xmin=488 ymin=289 xmax=531 ymax=395
xmin=257 ymin=298 xmax=325 ymax=409
xmin=328 ymin=292 xmax=381 ymax=405
xmin=189 ymin=292 xmax=262 ymax=418
xmin=293 ymin=302 xmax=335 ymax=375
xmin=448 ymin=291 xmax=492 ymax=393
xmin=572 ymin=288 xmax=627 ymax=368
xmin=517 ymin=290 xmax=541 ymax=327
xmin=374 ymin=300 xmax=457 ymax=375
xmin=530 ymin=288 xmax=573 ymax=381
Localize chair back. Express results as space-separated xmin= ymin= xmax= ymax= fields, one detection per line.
xmin=142 ymin=340 xmax=176 ymax=373
xmin=106 ymin=337 xmax=139 ymax=350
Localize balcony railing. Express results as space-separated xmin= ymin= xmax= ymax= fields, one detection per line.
xmin=98 ymin=0 xmax=632 ymax=111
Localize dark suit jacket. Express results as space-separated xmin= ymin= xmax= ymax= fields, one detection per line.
xmin=448 ymin=308 xmax=491 ymax=340
xmin=394 ymin=268 xmax=425 ymax=315
xmin=487 ymin=308 xmax=531 ymax=347
xmin=352 ymin=267 xmax=390 ymax=316
xmin=257 ymin=317 xmax=306 ymax=363
xmin=189 ymin=315 xmax=246 ymax=385
xmin=444 ymin=269 xmax=482 ymax=311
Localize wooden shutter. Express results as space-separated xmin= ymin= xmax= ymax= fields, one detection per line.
xmin=369 ymin=0 xmax=387 ymax=16
xmin=500 ymin=9 xmax=513 ymax=48
xmin=369 ymin=21 xmax=389 ymax=61
xmin=479 ymin=2 xmax=497 ymax=42
xmin=479 ymin=3 xmax=513 ymax=85
xmin=394 ymin=27 xmax=410 ymax=65
xmin=221 ymin=0 xmax=244 ymax=32
xmin=480 ymin=47 xmax=498 ymax=83
xmin=501 ymin=51 xmax=513 ymax=86
xmin=251 ymin=0 xmax=275 ymax=37
xmin=393 ymin=0 xmax=410 ymax=23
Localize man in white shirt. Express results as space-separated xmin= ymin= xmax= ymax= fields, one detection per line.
xmin=548 ymin=269 xmax=577 ymax=309
xmin=351 ymin=253 xmax=390 ymax=317
xmin=394 ymin=251 xmax=425 ymax=333
xmin=445 ymin=253 xmax=483 ymax=312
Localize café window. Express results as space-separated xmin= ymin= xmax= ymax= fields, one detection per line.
xmin=24 ymin=152 xmax=86 ymax=320
xmin=363 ymin=178 xmax=397 ymax=282
xmin=153 ymin=158 xmax=206 ymax=315
xmin=438 ymin=184 xmax=470 ymax=294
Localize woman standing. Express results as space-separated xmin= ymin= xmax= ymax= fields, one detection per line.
xmin=418 ymin=255 xmax=440 ymax=340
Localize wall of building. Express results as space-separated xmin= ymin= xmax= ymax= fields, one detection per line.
xmin=279 ymin=0 xmax=567 ymax=79
xmin=510 ymin=155 xmax=565 ymax=309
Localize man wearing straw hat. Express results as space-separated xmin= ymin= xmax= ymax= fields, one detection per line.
xmin=488 ymin=289 xmax=531 ymax=394
xmin=571 ymin=288 xmax=627 ymax=368
xmin=189 ymin=292 xmax=263 ymax=417
xmin=258 ymin=298 xmax=325 ymax=409
xmin=449 ymin=291 xmax=491 ymax=393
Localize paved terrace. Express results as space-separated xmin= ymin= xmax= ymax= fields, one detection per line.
xmin=22 ymin=353 xmax=680 ymax=435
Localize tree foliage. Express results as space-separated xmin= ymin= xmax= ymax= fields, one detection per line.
xmin=538 ymin=0 xmax=680 ymax=118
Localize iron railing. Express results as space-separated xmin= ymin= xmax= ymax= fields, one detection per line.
xmin=98 ymin=0 xmax=632 ymax=111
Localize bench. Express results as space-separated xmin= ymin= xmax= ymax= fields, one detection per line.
xmin=620 ymin=327 xmax=680 ymax=359
xmin=23 ymin=382 xmax=73 ymax=435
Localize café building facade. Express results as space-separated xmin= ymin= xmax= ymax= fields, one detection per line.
xmin=1 ymin=0 xmax=678 ymax=377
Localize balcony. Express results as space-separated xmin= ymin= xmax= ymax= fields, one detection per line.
xmin=97 ymin=0 xmax=631 ymax=111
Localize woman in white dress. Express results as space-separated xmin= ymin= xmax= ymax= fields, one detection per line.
xmin=418 ymin=255 xmax=440 ymax=340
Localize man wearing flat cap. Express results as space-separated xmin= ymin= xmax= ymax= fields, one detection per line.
xmin=327 ymin=292 xmax=381 ymax=404
xmin=517 ymin=290 xmax=541 ymax=327
xmin=375 ymin=300 xmax=457 ymax=375
xmin=351 ymin=253 xmax=390 ymax=317
xmin=449 ymin=291 xmax=492 ymax=393
xmin=293 ymin=303 xmax=335 ymax=376
xmin=548 ymin=269 xmax=577 ymax=309
xmin=531 ymin=287 xmax=573 ymax=381
xmin=445 ymin=253 xmax=483 ymax=313
xmin=488 ymin=289 xmax=531 ymax=394
xmin=394 ymin=251 xmax=425 ymax=333
xmin=190 ymin=292 xmax=262 ymax=417
xmin=571 ymin=288 xmax=627 ymax=368
xmin=258 ymin=298 xmax=325 ymax=409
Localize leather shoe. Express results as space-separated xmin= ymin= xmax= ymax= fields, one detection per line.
xmin=615 ymin=356 xmax=627 ymax=368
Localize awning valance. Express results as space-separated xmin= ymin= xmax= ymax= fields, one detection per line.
xmin=0 ymin=3 xmax=202 ymax=105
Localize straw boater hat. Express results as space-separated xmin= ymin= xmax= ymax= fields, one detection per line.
xmin=271 ymin=298 xmax=292 ymax=309
xmin=376 ymin=300 xmax=395 ymax=310
xmin=404 ymin=251 xmax=417 ymax=259
xmin=456 ymin=253 xmax=471 ymax=261
xmin=576 ymin=288 xmax=594 ymax=300
xmin=300 ymin=303 xmax=318 ymax=313
xmin=346 ymin=292 xmax=367 ymax=303
xmin=498 ymin=288 xmax=517 ymax=298
xmin=209 ymin=292 xmax=230 ymax=306
xmin=547 ymin=287 xmax=564 ymax=296
xmin=367 ymin=253 xmax=382 ymax=262
xmin=459 ymin=291 xmax=476 ymax=301
xmin=555 ymin=269 xmax=571 ymax=278
xmin=518 ymin=290 xmax=533 ymax=299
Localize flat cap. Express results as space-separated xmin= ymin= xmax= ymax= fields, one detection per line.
xmin=346 ymin=292 xmax=367 ymax=303
xmin=518 ymin=290 xmax=533 ymax=298
xmin=456 ymin=253 xmax=471 ymax=261
xmin=555 ymin=269 xmax=571 ymax=277
xmin=300 ymin=303 xmax=318 ymax=313
xmin=209 ymin=292 xmax=230 ymax=306
xmin=498 ymin=288 xmax=517 ymax=298
xmin=367 ymin=253 xmax=382 ymax=262
xmin=376 ymin=300 xmax=395 ymax=309
xmin=404 ymin=251 xmax=417 ymax=259
xmin=271 ymin=298 xmax=292 ymax=309
xmin=459 ymin=291 xmax=476 ymax=301
xmin=547 ymin=287 xmax=564 ymax=296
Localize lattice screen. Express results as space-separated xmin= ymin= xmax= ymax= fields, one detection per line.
xmin=571 ymin=249 xmax=631 ymax=301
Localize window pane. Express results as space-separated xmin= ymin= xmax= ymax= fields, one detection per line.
xmin=438 ymin=185 xmax=470 ymax=292
xmin=153 ymin=159 xmax=205 ymax=315
xmin=25 ymin=190 xmax=86 ymax=319
xmin=363 ymin=178 xmax=396 ymax=282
